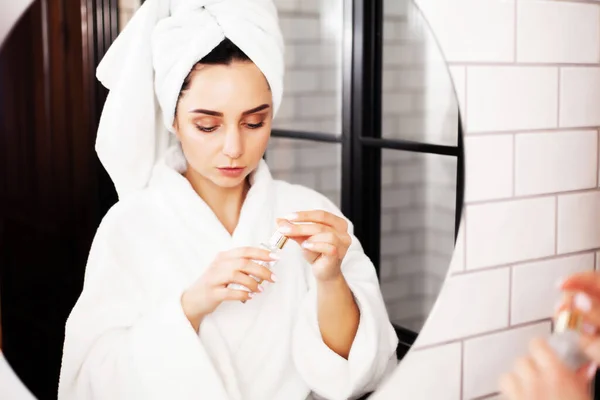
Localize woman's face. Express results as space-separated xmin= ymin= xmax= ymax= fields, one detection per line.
xmin=173 ymin=61 xmax=272 ymax=189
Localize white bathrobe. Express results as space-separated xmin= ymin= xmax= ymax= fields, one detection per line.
xmin=58 ymin=146 xmax=399 ymax=400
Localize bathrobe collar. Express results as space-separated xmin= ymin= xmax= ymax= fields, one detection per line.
xmin=148 ymin=144 xmax=278 ymax=251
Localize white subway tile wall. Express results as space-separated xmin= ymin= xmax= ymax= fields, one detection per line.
xmin=466 ymin=198 xmax=556 ymax=270
xmin=395 ymin=343 xmax=462 ymax=400
xmin=416 ymin=0 xmax=516 ymax=63
xmin=467 ymin=67 xmax=558 ymax=132
xmin=463 ymin=322 xmax=552 ymax=399
xmin=559 ymin=67 xmax=600 ymax=128
xmin=514 ymin=130 xmax=598 ymax=196
xmin=416 ymin=268 xmax=510 ymax=346
xmin=464 ymin=135 xmax=513 ymax=202
xmin=557 ymin=191 xmax=600 ymax=254
xmin=516 ymin=1 xmax=600 ymax=64
xmin=375 ymin=0 xmax=600 ymax=398
xmin=511 ymin=253 xmax=594 ymax=325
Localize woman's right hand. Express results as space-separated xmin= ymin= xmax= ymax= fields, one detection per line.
xmin=557 ymin=271 xmax=600 ymax=365
xmin=180 ymin=247 xmax=278 ymax=330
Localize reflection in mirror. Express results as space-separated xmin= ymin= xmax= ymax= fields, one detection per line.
xmin=380 ymin=151 xmax=457 ymax=332
xmin=382 ymin=0 xmax=460 ymax=147
xmin=379 ymin=0 xmax=461 ymax=334
xmin=269 ymin=0 xmax=462 ymax=338
xmin=0 ymin=0 xmax=463 ymax=399
xmin=267 ymin=139 xmax=342 ymax=207
xmin=273 ymin=0 xmax=344 ymax=135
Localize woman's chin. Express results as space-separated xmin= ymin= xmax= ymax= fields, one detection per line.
xmin=212 ymin=174 xmax=248 ymax=189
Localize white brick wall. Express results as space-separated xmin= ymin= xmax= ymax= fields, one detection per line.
xmin=463 ymin=323 xmax=551 ymax=399
xmin=517 ymin=1 xmax=600 ymax=64
xmin=375 ymin=0 xmax=600 ymax=398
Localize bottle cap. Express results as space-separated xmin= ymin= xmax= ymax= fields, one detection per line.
xmin=268 ymin=231 xmax=288 ymax=250
xmin=554 ymin=309 xmax=583 ymax=333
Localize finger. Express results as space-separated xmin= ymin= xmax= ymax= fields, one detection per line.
xmin=225 ymin=247 xmax=278 ymax=262
xmin=301 ymin=232 xmax=341 ymax=257
xmin=575 ymin=361 xmax=598 ymax=383
xmin=276 ymin=220 xmax=330 ymax=238
xmin=580 ymin=333 xmax=600 ymax=364
xmin=280 ymin=210 xmax=348 ymax=232
xmin=571 ymin=292 xmax=600 ymax=330
xmin=514 ymin=356 xmax=539 ymax=383
xmin=554 ymin=293 xmax=575 ymax=316
xmin=241 ymin=261 xmax=276 ymax=283
xmin=217 ymin=288 xmax=253 ymax=303
xmin=499 ymin=372 xmax=522 ymax=399
xmin=560 ymin=271 xmax=600 ymax=300
xmin=221 ymin=268 xmax=262 ymax=294
xmin=529 ymin=337 xmax=565 ymax=375
xmin=301 ymin=241 xmax=338 ymax=257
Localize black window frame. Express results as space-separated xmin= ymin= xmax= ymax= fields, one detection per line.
xmin=271 ymin=0 xmax=464 ymax=341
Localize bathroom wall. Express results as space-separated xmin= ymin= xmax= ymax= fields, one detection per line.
xmin=117 ymin=0 xmax=459 ymax=332
xmin=376 ymin=0 xmax=600 ymax=399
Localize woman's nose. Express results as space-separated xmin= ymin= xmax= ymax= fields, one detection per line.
xmin=222 ymin=128 xmax=243 ymax=159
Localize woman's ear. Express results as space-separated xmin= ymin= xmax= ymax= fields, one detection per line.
xmin=172 ymin=117 xmax=181 ymax=139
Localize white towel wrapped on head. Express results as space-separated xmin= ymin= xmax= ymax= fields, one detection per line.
xmin=95 ymin=0 xmax=284 ymax=199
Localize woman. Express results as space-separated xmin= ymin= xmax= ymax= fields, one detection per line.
xmin=499 ymin=271 xmax=600 ymax=400
xmin=57 ymin=1 xmax=398 ymax=400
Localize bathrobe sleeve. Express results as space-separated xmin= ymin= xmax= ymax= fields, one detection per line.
xmin=57 ymin=206 xmax=231 ymax=400
xmin=291 ymin=193 xmax=399 ymax=400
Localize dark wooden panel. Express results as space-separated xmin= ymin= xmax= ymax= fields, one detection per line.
xmin=0 ymin=0 xmax=119 ymax=398
xmin=1 ymin=217 xmax=75 ymax=398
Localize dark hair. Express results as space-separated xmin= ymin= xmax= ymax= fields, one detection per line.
xmin=175 ymin=39 xmax=251 ymax=112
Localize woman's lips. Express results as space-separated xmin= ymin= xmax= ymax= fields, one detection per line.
xmin=217 ymin=167 xmax=246 ymax=177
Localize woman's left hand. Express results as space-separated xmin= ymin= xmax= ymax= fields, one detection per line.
xmin=499 ymin=337 xmax=595 ymax=400
xmin=277 ymin=210 xmax=352 ymax=282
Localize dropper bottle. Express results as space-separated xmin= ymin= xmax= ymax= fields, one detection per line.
xmin=228 ymin=230 xmax=288 ymax=301
xmin=547 ymin=309 xmax=589 ymax=370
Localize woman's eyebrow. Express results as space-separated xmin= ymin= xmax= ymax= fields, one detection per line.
xmin=188 ymin=104 xmax=270 ymax=117
xmin=189 ymin=109 xmax=223 ymax=117
xmin=242 ymin=104 xmax=270 ymax=116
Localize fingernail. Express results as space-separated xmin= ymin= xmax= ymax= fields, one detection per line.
xmin=248 ymin=292 xmax=255 ymax=298
xmin=283 ymin=213 xmax=298 ymax=221
xmin=302 ymin=241 xmax=314 ymax=249
xmin=583 ymin=323 xmax=597 ymax=335
xmin=278 ymin=225 xmax=292 ymax=234
xmin=269 ymin=252 xmax=280 ymax=260
xmin=587 ymin=363 xmax=598 ymax=379
xmin=257 ymin=285 xmax=264 ymax=293
xmin=574 ymin=292 xmax=592 ymax=312
xmin=271 ymin=274 xmax=278 ymax=282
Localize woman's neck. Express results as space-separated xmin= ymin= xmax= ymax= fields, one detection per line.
xmin=184 ymin=169 xmax=250 ymax=235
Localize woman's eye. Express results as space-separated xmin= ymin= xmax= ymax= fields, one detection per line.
xmin=246 ymin=122 xmax=265 ymax=129
xmin=196 ymin=125 xmax=218 ymax=133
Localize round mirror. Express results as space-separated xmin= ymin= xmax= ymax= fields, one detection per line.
xmin=0 ymin=0 xmax=464 ymax=398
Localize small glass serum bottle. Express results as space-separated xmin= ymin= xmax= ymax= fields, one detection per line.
xmin=227 ymin=230 xmax=288 ymax=300
xmin=547 ymin=309 xmax=589 ymax=370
